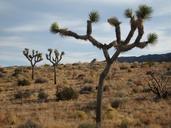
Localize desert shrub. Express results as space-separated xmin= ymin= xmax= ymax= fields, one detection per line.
xmin=35 ymin=78 xmax=48 ymax=84
xmin=127 ymin=69 xmax=132 ymax=72
xmin=96 ymin=85 xmax=109 ymax=92
xmin=17 ymin=120 xmax=41 ymax=128
xmin=12 ymin=68 xmax=22 ymax=76
xmin=84 ymin=100 xmax=96 ymax=111
xmin=111 ymin=98 xmax=122 ymax=109
xmin=147 ymin=71 xmax=168 ymax=99
xmin=120 ymin=65 xmax=128 ymax=70
xmin=84 ymin=78 xmax=93 ymax=84
xmin=56 ymin=87 xmax=78 ymax=101
xmin=0 ymin=67 xmax=6 ymax=73
xmin=37 ymin=90 xmax=48 ymax=102
xmin=44 ymin=64 xmax=50 ymax=67
xmin=15 ymin=90 xmax=31 ymax=99
xmin=72 ymin=111 xmax=88 ymax=120
xmin=130 ymin=62 xmax=138 ymax=68
xmin=80 ymin=86 xmax=93 ymax=94
xmin=120 ymin=120 xmax=129 ymax=128
xmin=78 ymin=123 xmax=96 ymax=128
xmin=0 ymin=72 xmax=5 ymax=78
xmin=146 ymin=61 xmax=155 ymax=67
xmin=17 ymin=79 xmax=30 ymax=86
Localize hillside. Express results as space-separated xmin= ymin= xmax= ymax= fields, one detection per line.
xmin=0 ymin=62 xmax=170 ymax=128
xmin=118 ymin=53 xmax=171 ymax=62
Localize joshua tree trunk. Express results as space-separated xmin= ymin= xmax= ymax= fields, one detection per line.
xmin=31 ymin=66 xmax=34 ymax=80
xmin=96 ymin=62 xmax=111 ymax=128
xmin=54 ymin=65 xmax=57 ymax=84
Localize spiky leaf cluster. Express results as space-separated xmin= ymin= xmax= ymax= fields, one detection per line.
xmin=124 ymin=9 xmax=133 ymax=18
xmin=50 ymin=22 xmax=59 ymax=33
xmin=107 ymin=17 xmax=120 ymax=26
xmin=89 ymin=11 xmax=100 ymax=23
xmin=147 ymin=33 xmax=158 ymax=44
xmin=136 ymin=5 xmax=153 ymax=20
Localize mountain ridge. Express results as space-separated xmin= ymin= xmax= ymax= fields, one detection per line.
xmin=117 ymin=52 xmax=171 ymax=62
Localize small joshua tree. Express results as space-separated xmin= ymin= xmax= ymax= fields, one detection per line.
xmin=46 ymin=49 xmax=64 ymax=84
xmin=50 ymin=5 xmax=157 ymax=128
xmin=23 ymin=48 xmax=43 ymax=80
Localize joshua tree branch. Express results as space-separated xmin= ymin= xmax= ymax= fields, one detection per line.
xmin=102 ymin=48 xmax=111 ymax=63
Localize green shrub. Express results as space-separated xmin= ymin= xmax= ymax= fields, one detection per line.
xmin=35 ymin=78 xmax=48 ymax=84
xmin=17 ymin=120 xmax=41 ymax=128
xmin=38 ymin=90 xmax=48 ymax=102
xmin=78 ymin=123 xmax=96 ymax=128
xmin=56 ymin=87 xmax=78 ymax=101
xmin=17 ymin=79 xmax=30 ymax=86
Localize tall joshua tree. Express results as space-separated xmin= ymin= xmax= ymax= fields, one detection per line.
xmin=23 ymin=48 xmax=43 ymax=80
xmin=50 ymin=5 xmax=157 ymax=128
xmin=46 ymin=49 xmax=64 ymax=84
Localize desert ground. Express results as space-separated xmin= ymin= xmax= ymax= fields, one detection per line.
xmin=0 ymin=61 xmax=170 ymax=128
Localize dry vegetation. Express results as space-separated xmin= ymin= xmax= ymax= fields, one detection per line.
xmin=0 ymin=62 xmax=171 ymax=128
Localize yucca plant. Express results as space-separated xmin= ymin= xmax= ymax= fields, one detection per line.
xmin=51 ymin=4 xmax=157 ymax=128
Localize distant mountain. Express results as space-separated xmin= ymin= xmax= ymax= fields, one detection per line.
xmin=117 ymin=53 xmax=171 ymax=62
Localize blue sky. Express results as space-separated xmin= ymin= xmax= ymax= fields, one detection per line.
xmin=0 ymin=0 xmax=171 ymax=66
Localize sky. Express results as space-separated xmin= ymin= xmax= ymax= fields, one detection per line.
xmin=0 ymin=0 xmax=171 ymax=66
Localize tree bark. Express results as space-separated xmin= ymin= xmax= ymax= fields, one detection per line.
xmin=54 ymin=65 xmax=57 ymax=84
xmin=31 ymin=66 xmax=34 ymax=80
xmin=96 ymin=62 xmax=112 ymax=128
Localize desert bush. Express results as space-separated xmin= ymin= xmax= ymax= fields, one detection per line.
xmin=85 ymin=100 xmax=97 ymax=111
xmin=120 ymin=120 xmax=129 ymax=128
xmin=147 ymin=71 xmax=168 ymax=99
xmin=111 ymin=98 xmax=123 ymax=109
xmin=0 ymin=72 xmax=5 ymax=78
xmin=35 ymin=77 xmax=48 ymax=84
xmin=38 ymin=89 xmax=48 ymax=102
xmin=120 ymin=65 xmax=128 ymax=70
xmin=15 ymin=90 xmax=31 ymax=99
xmin=127 ymin=68 xmax=132 ymax=72
xmin=78 ymin=123 xmax=96 ymax=128
xmin=80 ymin=86 xmax=93 ymax=94
xmin=96 ymin=85 xmax=109 ymax=92
xmin=44 ymin=64 xmax=50 ymax=67
xmin=0 ymin=67 xmax=6 ymax=73
xmin=12 ymin=68 xmax=22 ymax=76
xmin=56 ymin=87 xmax=78 ymax=101
xmin=84 ymin=78 xmax=94 ymax=84
xmin=17 ymin=79 xmax=30 ymax=86
xmin=146 ymin=61 xmax=155 ymax=67
xmin=17 ymin=120 xmax=41 ymax=128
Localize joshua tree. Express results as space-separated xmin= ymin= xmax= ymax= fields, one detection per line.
xmin=23 ymin=48 xmax=43 ymax=80
xmin=50 ymin=5 xmax=157 ymax=128
xmin=46 ymin=49 xmax=64 ymax=84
